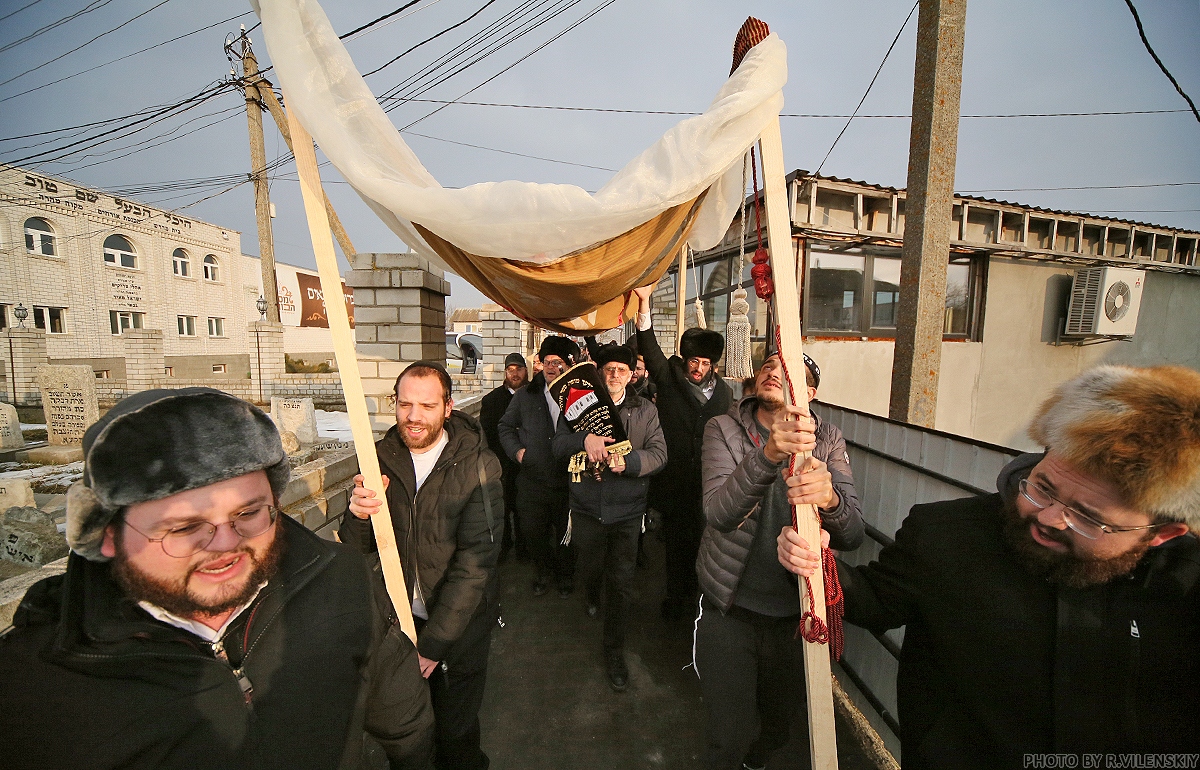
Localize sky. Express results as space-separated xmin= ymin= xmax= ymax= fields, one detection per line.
xmin=2 ymin=0 xmax=1198 ymax=310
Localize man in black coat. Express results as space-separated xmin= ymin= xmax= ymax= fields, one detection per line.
xmin=552 ymin=342 xmax=667 ymax=691
xmin=632 ymin=284 xmax=733 ymax=619
xmin=342 ymin=362 xmax=503 ymax=770
xmin=479 ymin=352 xmax=529 ymax=562
xmin=498 ymin=335 xmax=580 ymax=598
xmin=779 ymin=365 xmax=1200 ymax=768
xmin=0 ymin=388 xmax=433 ymax=770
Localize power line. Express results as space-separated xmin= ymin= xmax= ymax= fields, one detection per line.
xmin=814 ymin=0 xmax=918 ymax=177
xmin=340 ymin=0 xmax=425 ymax=40
xmin=1122 ymin=0 xmax=1200 ymax=124
xmin=960 ymin=182 xmax=1200 ymax=193
xmin=403 ymin=129 xmax=615 ymax=171
xmin=362 ymin=0 xmax=502 ymax=78
xmin=0 ymin=0 xmax=116 ymax=55
xmin=0 ymin=0 xmax=176 ymax=90
xmin=0 ymin=10 xmax=253 ymax=105
xmin=0 ymin=0 xmax=48 ymax=25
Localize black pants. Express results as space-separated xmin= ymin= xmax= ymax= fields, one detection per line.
xmin=516 ymin=482 xmax=573 ymax=583
xmin=694 ymin=597 xmax=806 ymax=770
xmin=572 ymin=513 xmax=641 ymax=650
xmin=662 ymin=495 xmax=704 ymax=603
xmin=417 ymin=610 xmax=494 ymax=770
xmin=499 ymin=465 xmax=523 ymax=556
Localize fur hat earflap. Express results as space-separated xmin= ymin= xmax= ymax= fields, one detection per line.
xmin=680 ymin=327 xmax=724 ymax=364
xmin=1028 ymin=365 xmax=1200 ymax=528
xmin=594 ymin=343 xmax=636 ymax=370
xmin=67 ymin=388 xmax=290 ymax=561
xmin=538 ymin=335 xmax=580 ymax=365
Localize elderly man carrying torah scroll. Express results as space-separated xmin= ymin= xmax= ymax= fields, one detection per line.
xmin=0 ymin=388 xmax=434 ymax=770
xmin=779 ymin=365 xmax=1200 ymax=768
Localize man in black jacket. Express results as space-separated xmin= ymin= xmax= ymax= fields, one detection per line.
xmin=342 ymin=362 xmax=502 ymax=770
xmin=0 ymin=388 xmax=433 ymax=770
xmin=632 ymin=284 xmax=734 ymax=619
xmin=779 ymin=365 xmax=1200 ymax=768
xmin=697 ymin=353 xmax=863 ymax=770
xmin=479 ymin=352 xmax=529 ymax=562
xmin=498 ymin=336 xmax=580 ymax=598
xmin=552 ymin=342 xmax=667 ymax=691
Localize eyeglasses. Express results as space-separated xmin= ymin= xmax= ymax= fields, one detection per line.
xmin=1017 ymin=479 xmax=1159 ymax=540
xmin=123 ymin=505 xmax=279 ymax=558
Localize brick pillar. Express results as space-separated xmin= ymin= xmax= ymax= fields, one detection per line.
xmin=346 ymin=252 xmax=449 ymax=434
xmin=1 ymin=328 xmax=48 ymax=406
xmin=248 ymin=322 xmax=285 ymax=406
xmin=480 ymin=304 xmax=523 ymax=389
xmin=122 ymin=329 xmax=164 ymax=394
xmin=651 ymin=275 xmax=678 ymax=356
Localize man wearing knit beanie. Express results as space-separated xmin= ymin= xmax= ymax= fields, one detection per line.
xmin=0 ymin=388 xmax=433 ymax=770
xmin=778 ymin=365 xmax=1200 ymax=766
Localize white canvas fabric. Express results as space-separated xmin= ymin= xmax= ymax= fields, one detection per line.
xmin=252 ymin=0 xmax=788 ymax=266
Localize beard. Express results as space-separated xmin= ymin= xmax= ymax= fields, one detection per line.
xmin=1000 ymin=498 xmax=1152 ymax=589
xmin=400 ymin=415 xmax=446 ymax=450
xmin=112 ymin=525 xmax=285 ymax=619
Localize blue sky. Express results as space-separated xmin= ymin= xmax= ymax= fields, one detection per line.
xmin=2 ymin=0 xmax=1197 ymax=309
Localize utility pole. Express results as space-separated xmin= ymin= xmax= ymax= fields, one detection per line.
xmin=888 ymin=0 xmax=967 ymax=427
xmin=239 ymin=29 xmax=281 ymax=323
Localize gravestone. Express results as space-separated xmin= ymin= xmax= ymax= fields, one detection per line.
xmin=271 ymin=397 xmax=318 ymax=445
xmin=0 ymin=403 xmax=24 ymax=450
xmin=0 ymin=506 xmax=67 ymax=567
xmin=0 ymin=478 xmax=36 ymax=510
xmin=35 ymin=365 xmax=99 ymax=446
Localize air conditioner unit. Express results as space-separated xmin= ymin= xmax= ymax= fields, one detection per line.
xmin=1064 ymin=267 xmax=1144 ymax=337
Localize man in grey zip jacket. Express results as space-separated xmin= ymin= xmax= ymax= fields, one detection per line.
xmin=695 ymin=353 xmax=863 ymax=770
xmin=551 ymin=342 xmax=667 ymax=691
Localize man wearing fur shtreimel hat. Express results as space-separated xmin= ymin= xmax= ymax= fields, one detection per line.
xmin=0 ymin=388 xmax=433 ymax=770
xmin=779 ymin=365 xmax=1200 ymax=766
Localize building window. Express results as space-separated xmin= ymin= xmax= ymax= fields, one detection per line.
xmin=95 ymin=370 xmax=110 ymax=379
xmin=164 ymin=366 xmax=174 ymax=377
xmin=172 ymin=248 xmax=191 ymax=277
xmin=0 ymin=304 xmax=8 ymax=330
xmin=207 ymin=317 xmax=225 ymax=337
xmin=109 ymin=310 xmax=144 ymax=335
xmin=212 ymin=364 xmax=227 ymax=374
xmin=24 ymin=217 xmax=56 ymax=256
xmin=802 ymin=247 xmax=983 ymax=340
xmin=32 ymin=306 xmax=67 ymax=334
xmin=177 ymin=315 xmax=197 ymax=337
xmin=103 ymin=234 xmax=138 ymax=269
xmin=203 ymin=255 xmax=220 ymax=282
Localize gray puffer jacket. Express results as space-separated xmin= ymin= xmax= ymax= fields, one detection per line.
xmin=551 ymin=390 xmax=668 ymax=525
xmin=697 ymin=397 xmax=864 ymax=612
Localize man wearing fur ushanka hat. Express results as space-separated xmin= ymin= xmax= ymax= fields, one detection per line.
xmin=0 ymin=388 xmax=433 ymax=770
xmin=778 ymin=365 xmax=1200 ymax=767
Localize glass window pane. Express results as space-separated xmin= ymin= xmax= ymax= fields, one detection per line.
xmin=701 ymin=260 xmax=731 ymax=298
xmin=25 ymin=233 xmax=34 ymax=251
xmin=806 ymin=253 xmax=864 ymax=332
xmin=110 ymin=311 xmax=119 ymax=335
xmin=40 ymin=234 xmax=55 ymax=255
xmin=871 ymin=257 xmax=902 ymax=328
xmin=944 ymin=262 xmax=971 ymax=335
xmin=134 ymin=313 xmax=143 ymax=330
xmin=104 ymin=234 xmax=133 ymax=251
xmin=121 ymin=253 xmax=136 ymax=268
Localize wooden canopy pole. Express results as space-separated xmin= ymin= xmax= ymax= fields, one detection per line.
xmin=759 ymin=118 xmax=839 ymax=769
xmin=282 ymin=89 xmax=417 ymax=645
xmin=675 ymin=243 xmax=688 ymax=349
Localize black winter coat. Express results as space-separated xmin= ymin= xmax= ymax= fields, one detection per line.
xmin=698 ymin=397 xmax=863 ymax=611
xmin=0 ymin=516 xmax=434 ymax=770
xmin=479 ymin=385 xmax=517 ymax=477
xmin=840 ymin=466 xmax=1200 ymax=768
xmin=339 ymin=411 xmax=503 ymax=665
xmin=551 ymin=391 xmax=668 ymax=525
xmin=497 ymin=372 xmax=570 ymax=491
xmin=636 ymin=325 xmax=732 ymax=510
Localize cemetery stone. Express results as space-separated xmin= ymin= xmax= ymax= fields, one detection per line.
xmin=0 ymin=403 xmax=24 ymax=449
xmin=35 ymin=366 xmax=99 ymax=446
xmin=271 ymin=397 xmax=318 ymax=445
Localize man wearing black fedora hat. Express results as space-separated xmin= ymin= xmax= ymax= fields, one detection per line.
xmin=0 ymin=388 xmax=433 ymax=770
xmin=632 ymin=285 xmax=734 ymax=620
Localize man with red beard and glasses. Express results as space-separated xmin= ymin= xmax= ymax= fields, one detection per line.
xmin=342 ymin=361 xmax=503 ymax=770
xmin=0 ymin=388 xmax=433 ymax=770
xmin=779 ymin=365 xmax=1200 ymax=768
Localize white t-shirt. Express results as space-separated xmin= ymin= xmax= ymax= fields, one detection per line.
xmin=408 ymin=428 xmax=449 ymax=621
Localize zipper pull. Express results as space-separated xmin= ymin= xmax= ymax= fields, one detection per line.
xmin=212 ymin=638 xmax=228 ymax=662
xmin=232 ymin=668 xmax=254 ymax=704
xmin=1130 ymin=620 xmax=1140 ymax=638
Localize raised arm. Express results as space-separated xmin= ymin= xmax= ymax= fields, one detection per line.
xmin=632 ymin=284 xmax=670 ymax=386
